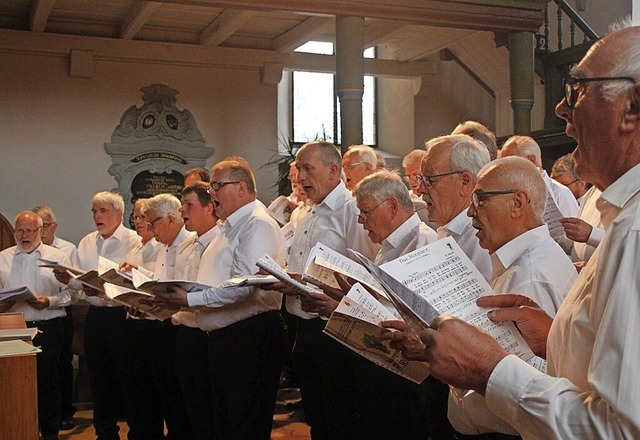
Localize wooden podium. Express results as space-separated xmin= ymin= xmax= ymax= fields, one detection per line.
xmin=0 ymin=312 xmax=39 ymax=440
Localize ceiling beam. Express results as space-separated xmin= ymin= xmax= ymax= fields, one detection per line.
xmin=199 ymin=9 xmax=257 ymax=46
xmin=29 ymin=0 xmax=55 ymax=32
xmin=272 ymin=16 xmax=333 ymax=53
xmin=151 ymin=0 xmax=546 ymax=32
xmin=364 ymin=20 xmax=405 ymax=48
xmin=120 ymin=1 xmax=162 ymax=40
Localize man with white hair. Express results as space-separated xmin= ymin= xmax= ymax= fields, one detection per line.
xmin=499 ymin=135 xmax=579 ymax=219
xmin=446 ymin=156 xmax=577 ymax=438
xmin=417 ymin=134 xmax=492 ymax=280
xmin=32 ymin=205 xmax=78 ymax=431
xmin=56 ymin=191 xmax=139 ymax=440
xmin=0 ymin=211 xmax=73 ymax=440
xmin=342 ymin=144 xmax=378 ymax=191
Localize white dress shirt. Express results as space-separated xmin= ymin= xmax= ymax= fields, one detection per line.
xmin=187 ymin=201 xmax=284 ymax=331
xmin=286 ymin=182 xmax=379 ymax=318
xmin=437 ymin=209 xmax=492 ymax=281
xmin=483 ymin=163 xmax=640 ymax=439
xmin=0 ymin=243 xmax=72 ymax=321
xmin=153 ymin=227 xmax=192 ymax=280
xmin=375 ymin=213 xmax=437 ymax=264
xmin=125 ymin=238 xmax=161 ymax=272
xmin=544 ymin=170 xmax=579 ymax=218
xmin=571 ymin=186 xmax=605 ymax=262
xmin=174 ymin=227 xmax=217 ymax=281
xmin=51 ymin=236 xmax=78 ymax=262
xmin=75 ymin=224 xmax=140 ymax=306
xmin=448 ymin=225 xmax=577 ymax=436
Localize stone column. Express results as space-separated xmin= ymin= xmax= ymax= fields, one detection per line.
xmin=509 ymin=32 xmax=534 ymax=135
xmin=336 ymin=16 xmax=364 ymax=153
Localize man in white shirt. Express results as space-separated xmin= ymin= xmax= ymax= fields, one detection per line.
xmin=408 ymin=21 xmax=640 ymax=440
xmin=499 ymin=135 xmax=579 ymax=221
xmin=342 ymin=144 xmax=377 ymax=191
xmin=56 ymin=191 xmax=139 ymax=440
xmin=173 ymin=182 xmax=219 ymax=440
xmin=348 ymin=170 xmax=446 ymax=440
xmin=270 ymin=140 xmax=378 ymax=439
xmin=402 ymin=149 xmax=438 ymax=228
xmin=0 ymin=211 xmax=73 ymax=440
xmin=32 ymin=205 xmax=79 ymax=431
xmin=417 ymin=134 xmax=492 ymax=280
xmin=158 ymin=158 xmax=286 ymax=439
xmin=446 ymin=156 xmax=577 ymax=438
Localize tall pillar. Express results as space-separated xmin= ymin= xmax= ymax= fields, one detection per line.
xmin=336 ymin=16 xmax=364 ymax=153
xmin=509 ymin=32 xmax=534 ymax=135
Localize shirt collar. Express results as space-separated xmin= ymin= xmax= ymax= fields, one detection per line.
xmin=197 ymin=224 xmax=219 ymax=248
xmin=99 ymin=223 xmax=128 ymax=242
xmin=223 ymin=201 xmax=257 ymax=228
xmin=491 ymin=225 xmax=550 ymax=276
xmin=383 ymin=213 xmax=421 ymax=249
xmin=14 ymin=242 xmax=44 ymax=257
xmin=597 ymin=163 xmax=640 ymax=229
xmin=439 ymin=208 xmax=472 ymax=237
xmin=313 ymin=181 xmax=349 ymax=211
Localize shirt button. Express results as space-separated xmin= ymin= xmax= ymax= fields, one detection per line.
xmin=299 ymin=252 xmax=303 ymax=255
xmin=304 ymin=231 xmax=307 ymax=234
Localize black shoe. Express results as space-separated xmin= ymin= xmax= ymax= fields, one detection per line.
xmin=60 ymin=417 xmax=76 ymax=430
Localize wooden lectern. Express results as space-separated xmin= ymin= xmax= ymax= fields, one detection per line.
xmin=0 ymin=312 xmax=39 ymax=439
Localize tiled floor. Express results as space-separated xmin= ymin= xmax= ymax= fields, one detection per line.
xmin=59 ymin=388 xmax=310 ymax=440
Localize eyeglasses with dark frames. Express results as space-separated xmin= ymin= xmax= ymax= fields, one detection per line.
xmin=471 ymin=190 xmax=518 ymax=209
xmin=207 ymin=181 xmax=241 ymax=193
xmin=417 ymin=170 xmax=464 ymax=188
xmin=563 ymin=76 xmax=636 ymax=108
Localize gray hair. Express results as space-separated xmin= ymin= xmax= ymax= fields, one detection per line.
xmin=353 ymin=170 xmax=414 ymax=211
xmin=402 ymin=149 xmax=425 ymax=169
xmin=502 ymin=135 xmax=542 ymax=167
xmin=478 ymin=156 xmax=547 ymax=222
xmin=451 ymin=120 xmax=498 ymax=161
xmin=92 ymin=191 xmax=125 ymax=213
xmin=425 ymin=134 xmax=490 ymax=177
xmin=32 ymin=205 xmax=57 ymax=223
xmin=143 ymin=193 xmax=181 ymax=219
xmin=345 ymin=145 xmax=378 ymax=170
xmin=551 ymin=154 xmax=578 ymax=180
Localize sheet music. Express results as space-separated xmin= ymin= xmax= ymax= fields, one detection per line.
xmin=255 ymin=254 xmax=320 ymax=297
xmin=543 ymin=190 xmax=566 ymax=241
xmin=340 ymin=283 xmax=396 ymax=325
xmin=303 ymin=242 xmax=387 ymax=300
xmin=378 ymin=237 xmax=534 ymax=361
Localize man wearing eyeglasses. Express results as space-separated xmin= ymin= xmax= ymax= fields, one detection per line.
xmin=55 ymin=191 xmax=139 ymax=440
xmin=155 ymin=158 xmax=287 ymax=439
xmin=444 ymin=156 xmax=576 ymax=439
xmin=409 ymin=21 xmax=640 ymax=439
xmin=417 ymin=134 xmax=492 ymax=281
xmin=342 ymin=144 xmax=378 ymax=191
xmin=32 ymin=205 xmax=79 ymax=431
xmin=0 ymin=211 xmax=73 ymax=440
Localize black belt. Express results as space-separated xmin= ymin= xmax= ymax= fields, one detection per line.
xmin=25 ymin=317 xmax=62 ymax=327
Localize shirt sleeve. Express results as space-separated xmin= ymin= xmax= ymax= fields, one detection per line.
xmin=587 ymin=226 xmax=605 ymax=248
xmin=188 ymin=218 xmax=282 ymax=308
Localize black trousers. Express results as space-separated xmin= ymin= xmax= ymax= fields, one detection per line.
xmin=207 ymin=310 xmax=287 ymax=440
xmin=58 ymin=307 xmax=76 ymax=420
xmin=128 ymin=319 xmax=194 ymax=440
xmin=175 ymin=325 xmax=217 ymax=440
xmin=27 ymin=317 xmax=64 ymax=437
xmin=293 ymin=317 xmax=358 ymax=440
xmin=84 ymin=306 xmax=134 ymax=439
